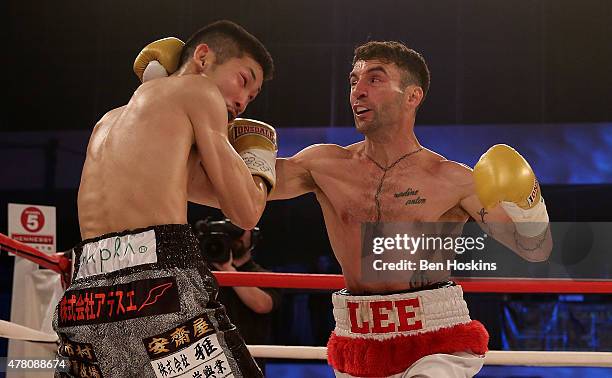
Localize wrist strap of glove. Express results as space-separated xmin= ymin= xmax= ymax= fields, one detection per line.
xmin=142 ymin=61 xmax=168 ymax=82
xmin=501 ymin=197 xmax=549 ymax=237
xmin=237 ymin=148 xmax=276 ymax=193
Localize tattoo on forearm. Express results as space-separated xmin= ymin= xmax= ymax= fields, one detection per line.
xmin=514 ymin=224 xmax=549 ymax=251
xmin=395 ymin=188 xmax=427 ymax=205
xmin=478 ymin=208 xmax=488 ymax=223
xmin=478 ymin=207 xmax=494 ymax=235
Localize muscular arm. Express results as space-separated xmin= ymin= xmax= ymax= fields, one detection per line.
xmin=461 ymin=194 xmax=552 ymax=262
xmin=188 ymin=162 xmax=220 ymax=208
xmin=449 ymin=163 xmax=553 ymax=262
xmin=186 ymin=153 xmax=310 ymax=206
xmin=187 ymin=129 xmax=321 ymax=206
xmin=184 ymin=79 xmax=267 ymax=229
xmin=269 ymin=145 xmax=322 ymax=200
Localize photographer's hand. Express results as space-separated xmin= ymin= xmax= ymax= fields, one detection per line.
xmin=214 ymin=253 xmax=273 ymax=314
xmin=212 ymin=253 xmax=237 ymax=272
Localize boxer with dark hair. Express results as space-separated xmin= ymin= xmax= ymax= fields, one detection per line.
xmin=269 ymin=41 xmax=551 ymax=377
xmin=152 ymin=39 xmax=552 ymax=377
xmin=54 ymin=20 xmax=276 ymax=377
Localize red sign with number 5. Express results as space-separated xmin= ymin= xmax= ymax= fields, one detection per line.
xmin=20 ymin=207 xmax=45 ymax=232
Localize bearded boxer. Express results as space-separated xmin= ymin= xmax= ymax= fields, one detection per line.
xmin=153 ymin=41 xmax=552 ymax=377
xmin=270 ymin=42 xmax=552 ymax=377
xmin=53 ymin=21 xmax=275 ymax=377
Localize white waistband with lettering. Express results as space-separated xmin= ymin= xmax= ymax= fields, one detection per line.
xmin=76 ymin=230 xmax=158 ymax=279
xmin=332 ymin=285 xmax=470 ymax=340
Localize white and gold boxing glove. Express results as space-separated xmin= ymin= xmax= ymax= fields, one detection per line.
xmin=229 ymin=118 xmax=278 ymax=194
xmin=133 ymin=37 xmax=184 ymax=82
xmin=474 ymin=144 xmax=549 ymax=237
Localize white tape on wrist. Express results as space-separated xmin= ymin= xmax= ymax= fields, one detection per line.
xmin=239 ymin=148 xmax=276 ymax=186
xmin=501 ymin=197 xmax=549 ymax=237
xmin=142 ymin=60 xmax=168 ymax=82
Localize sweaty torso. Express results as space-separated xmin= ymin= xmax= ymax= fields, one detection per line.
xmin=78 ymin=78 xmax=202 ymax=239
xmin=310 ymin=142 xmax=471 ymax=293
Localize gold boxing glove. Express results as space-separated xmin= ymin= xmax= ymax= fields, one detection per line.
xmin=229 ymin=118 xmax=278 ymax=194
xmin=474 ymin=144 xmax=549 ymax=237
xmin=133 ymin=37 xmax=184 ymax=82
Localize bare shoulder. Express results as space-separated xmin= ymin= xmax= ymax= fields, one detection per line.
xmin=97 ymin=105 xmax=127 ymax=126
xmin=144 ymin=75 xmax=227 ymax=131
xmin=285 ymin=143 xmax=353 ymax=177
xmin=91 ymin=106 xmax=127 ymax=137
xmin=173 ymin=75 xmax=224 ymax=106
xmin=170 ymin=75 xmax=219 ymax=95
xmin=423 ymin=149 xmax=473 ymax=186
xmin=293 ymin=143 xmax=352 ymax=161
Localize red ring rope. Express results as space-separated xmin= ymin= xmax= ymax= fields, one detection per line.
xmin=2 ymin=232 xmax=610 ymax=294
xmin=0 ymin=233 xmax=70 ymax=275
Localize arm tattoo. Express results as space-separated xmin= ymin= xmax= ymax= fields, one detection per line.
xmin=478 ymin=208 xmax=488 ymax=223
xmin=478 ymin=207 xmax=494 ymax=236
xmin=514 ymin=224 xmax=549 ymax=251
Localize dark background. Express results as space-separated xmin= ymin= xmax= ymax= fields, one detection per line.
xmin=2 ymin=0 xmax=612 ymax=363
xmin=6 ymin=0 xmax=612 ymax=132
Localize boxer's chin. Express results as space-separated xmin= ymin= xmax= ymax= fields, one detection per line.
xmin=355 ymin=118 xmax=375 ymax=135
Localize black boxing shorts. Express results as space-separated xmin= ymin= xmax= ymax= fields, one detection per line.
xmin=53 ymin=224 xmax=262 ymax=377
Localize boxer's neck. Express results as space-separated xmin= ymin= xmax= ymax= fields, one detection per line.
xmin=363 ymin=126 xmax=421 ymax=167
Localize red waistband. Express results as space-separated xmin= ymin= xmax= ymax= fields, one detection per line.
xmin=327 ymin=320 xmax=488 ymax=377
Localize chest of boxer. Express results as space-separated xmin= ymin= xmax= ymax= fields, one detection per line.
xmin=316 ymin=162 xmax=462 ymax=225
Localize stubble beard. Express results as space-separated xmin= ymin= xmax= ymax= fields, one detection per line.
xmin=355 ymin=98 xmax=402 ymax=137
xmin=355 ymin=111 xmax=381 ymax=135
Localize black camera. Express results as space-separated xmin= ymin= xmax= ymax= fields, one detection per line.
xmin=193 ymin=218 xmax=260 ymax=263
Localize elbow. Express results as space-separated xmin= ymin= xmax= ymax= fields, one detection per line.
xmin=523 ymin=241 xmax=553 ymax=263
xmin=229 ymin=216 xmax=258 ymax=231
xmin=524 ymin=251 xmax=550 ymax=263
xmin=239 ymin=191 xmax=266 ymax=229
xmin=540 ymin=246 xmax=553 ymax=262
xmin=537 ymin=244 xmax=553 ymax=262
xmin=223 ymin=180 xmax=266 ymax=229
xmin=537 ymin=237 xmax=554 ymax=262
xmin=229 ymin=203 xmax=262 ymax=230
xmin=252 ymin=297 xmax=274 ymax=314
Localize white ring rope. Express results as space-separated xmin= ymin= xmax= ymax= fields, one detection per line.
xmin=0 ymin=319 xmax=57 ymax=343
xmin=2 ymin=320 xmax=610 ymax=367
xmin=247 ymin=345 xmax=612 ymax=367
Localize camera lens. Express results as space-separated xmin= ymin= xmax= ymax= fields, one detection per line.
xmin=200 ymin=231 xmax=232 ymax=263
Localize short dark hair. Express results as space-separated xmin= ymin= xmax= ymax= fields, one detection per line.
xmin=179 ymin=20 xmax=274 ymax=81
xmin=353 ymin=41 xmax=430 ymax=103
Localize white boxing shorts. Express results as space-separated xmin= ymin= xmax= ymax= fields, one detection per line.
xmin=327 ymin=283 xmax=488 ymax=377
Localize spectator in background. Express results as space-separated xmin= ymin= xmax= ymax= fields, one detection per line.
xmin=194 ymin=218 xmax=281 ymax=374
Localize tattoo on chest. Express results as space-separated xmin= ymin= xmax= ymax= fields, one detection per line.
xmin=373 ymin=174 xmax=386 ymax=223
xmin=367 ymin=148 xmax=424 ymax=223
xmin=394 ymin=188 xmax=427 ymax=205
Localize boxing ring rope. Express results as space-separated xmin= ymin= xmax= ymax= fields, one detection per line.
xmin=3 ymin=232 xmax=611 ymax=294
xmin=246 ymin=346 xmax=612 ymax=367
xmin=1 ymin=232 xmax=612 ymax=368
xmin=214 ymin=271 xmax=612 ymax=294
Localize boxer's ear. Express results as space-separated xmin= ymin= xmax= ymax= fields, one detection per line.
xmin=193 ymin=44 xmax=213 ymax=71
xmin=405 ymin=86 xmax=424 ymax=109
